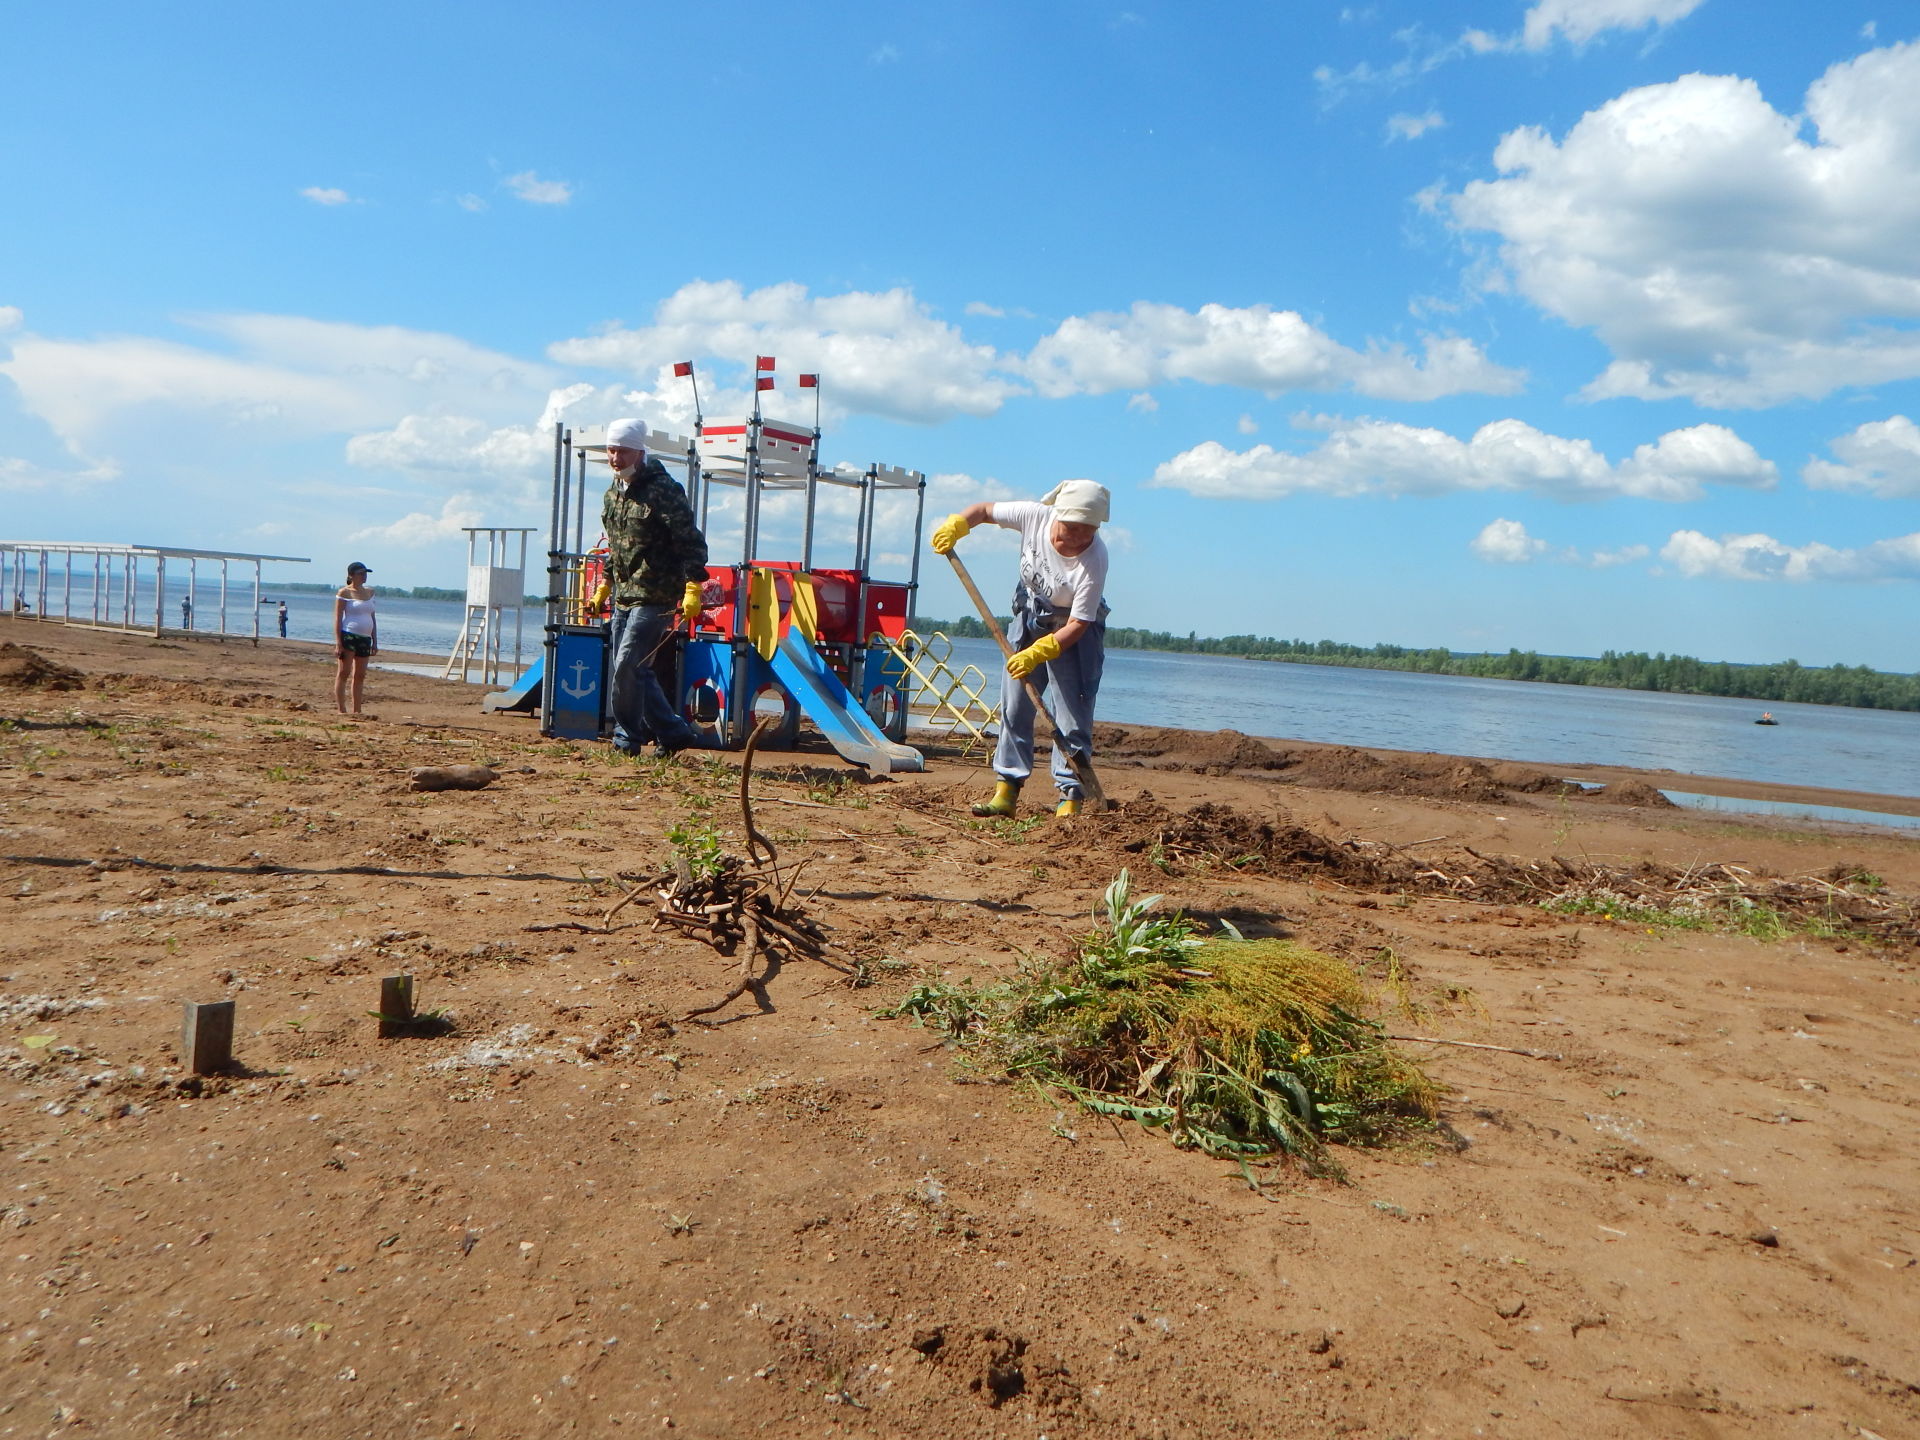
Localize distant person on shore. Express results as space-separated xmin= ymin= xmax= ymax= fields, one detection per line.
xmin=600 ymin=417 xmax=710 ymax=756
xmin=932 ymin=480 xmax=1111 ymax=818
xmin=181 ymin=595 xmax=193 ymax=630
xmin=332 ymin=562 xmax=377 ymax=716
xmin=276 ymin=600 xmax=289 ymax=638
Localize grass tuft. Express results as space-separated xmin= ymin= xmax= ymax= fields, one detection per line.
xmin=882 ymin=870 xmax=1439 ymax=1178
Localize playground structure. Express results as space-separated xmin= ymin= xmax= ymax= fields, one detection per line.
xmin=881 ymin=628 xmax=997 ymax=760
xmin=0 ymin=542 xmax=310 ymax=641
xmin=443 ymin=527 xmax=533 ymax=685
xmin=487 ymin=382 xmax=935 ymax=774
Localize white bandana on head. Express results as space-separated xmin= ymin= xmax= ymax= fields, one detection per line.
xmin=1039 ymin=479 xmax=1110 ymax=525
xmin=605 ymin=417 xmax=649 ymax=452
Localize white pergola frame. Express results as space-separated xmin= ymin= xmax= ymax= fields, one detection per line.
xmin=0 ymin=542 xmax=310 ymax=644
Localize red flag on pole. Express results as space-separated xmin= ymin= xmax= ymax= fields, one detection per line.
xmin=755 ymin=355 xmax=775 ymax=372
xmin=756 ymin=376 xmax=775 ymax=391
xmin=798 ymin=373 xmax=817 ymax=388
xmin=673 ymin=361 xmax=693 ymax=377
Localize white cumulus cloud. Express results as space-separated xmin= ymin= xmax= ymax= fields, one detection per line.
xmin=549 ymin=280 xmax=1018 ymax=426
xmin=1803 ymin=414 xmax=1920 ymax=498
xmin=1590 ymin=543 xmax=1651 ymax=568
xmin=1520 ymin=0 xmax=1706 ymax=49
xmin=0 ymin=314 xmax=558 ymax=451
xmin=1451 ymin=41 xmax=1920 ymax=406
xmin=1471 ymin=517 xmax=1549 ymax=563
xmin=1386 ymin=110 xmax=1445 ymax=141
xmin=1024 ymin=301 xmax=1522 ymax=402
xmin=300 ymin=186 xmax=355 ymax=206
xmin=505 ymin=171 xmax=572 ymax=205
xmin=1660 ymin=528 xmax=1920 ymax=581
xmin=1149 ymin=418 xmax=1773 ymax=502
xmin=351 ymin=494 xmax=490 ymax=548
xmin=0 ymin=454 xmax=120 ymax=492
xmin=0 ymin=306 xmax=24 ymax=333
xmin=346 ymin=414 xmax=549 ymax=477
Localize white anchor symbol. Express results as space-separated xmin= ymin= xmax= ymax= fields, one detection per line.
xmin=559 ymin=659 xmax=597 ymax=700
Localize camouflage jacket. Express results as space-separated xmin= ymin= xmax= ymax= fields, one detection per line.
xmin=600 ymin=458 xmax=709 ymax=608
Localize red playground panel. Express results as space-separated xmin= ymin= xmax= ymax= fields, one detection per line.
xmin=863 ymin=582 xmax=909 ymax=641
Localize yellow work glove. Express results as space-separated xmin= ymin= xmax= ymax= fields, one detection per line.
xmin=679 ymin=580 xmax=704 ymax=624
xmin=1006 ymin=633 xmax=1061 ymax=679
xmin=586 ymin=581 xmax=610 ymax=615
xmin=930 ymin=512 xmax=972 ymax=554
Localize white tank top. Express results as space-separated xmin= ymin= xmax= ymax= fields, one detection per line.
xmin=339 ymin=595 xmax=376 ymax=636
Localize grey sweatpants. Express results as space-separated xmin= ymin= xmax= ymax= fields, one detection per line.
xmin=993 ymin=598 xmax=1105 ymax=800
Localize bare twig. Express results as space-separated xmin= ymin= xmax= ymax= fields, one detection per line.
xmin=1387 ymin=1034 xmax=1564 ymax=1061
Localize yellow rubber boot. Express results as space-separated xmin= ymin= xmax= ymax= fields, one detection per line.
xmin=1055 ymin=796 xmax=1081 ymax=818
xmin=970 ymin=780 xmax=1021 ymax=817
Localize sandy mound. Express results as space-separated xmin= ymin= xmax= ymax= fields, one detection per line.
xmin=1093 ymin=725 xmax=1284 ymax=771
xmin=1094 ymin=726 xmax=1574 ymax=803
xmin=0 ymin=641 xmax=85 ymax=692
xmin=1574 ymin=778 xmax=1677 ymax=808
xmin=88 ymin=672 xmax=312 ymax=712
xmin=1050 ymin=796 xmax=1411 ymax=887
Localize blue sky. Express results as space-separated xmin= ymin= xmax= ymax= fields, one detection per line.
xmin=3 ymin=0 xmax=1918 ymax=668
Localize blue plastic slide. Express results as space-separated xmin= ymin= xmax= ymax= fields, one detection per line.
xmin=481 ymin=654 xmax=543 ymax=714
xmin=770 ymin=630 xmax=924 ymax=773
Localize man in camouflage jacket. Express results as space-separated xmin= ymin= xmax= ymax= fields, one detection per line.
xmin=600 ymin=417 xmax=711 ymax=755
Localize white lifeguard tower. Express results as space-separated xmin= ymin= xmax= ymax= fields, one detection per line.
xmin=445 ymin=527 xmax=534 ymax=684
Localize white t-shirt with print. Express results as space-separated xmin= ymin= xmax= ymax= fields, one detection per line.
xmin=987 ymin=501 xmax=1109 ymax=624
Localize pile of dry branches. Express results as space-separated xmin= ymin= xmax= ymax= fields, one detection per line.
xmin=610 ymin=850 xmax=855 ymax=1022
xmin=1328 ymin=839 xmax=1920 ymax=947
xmin=1470 ymin=853 xmax=1918 ymax=944
xmin=611 ymin=718 xmax=860 ymax=1022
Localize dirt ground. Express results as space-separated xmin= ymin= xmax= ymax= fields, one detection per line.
xmin=3 ymin=616 xmax=1918 ymax=1440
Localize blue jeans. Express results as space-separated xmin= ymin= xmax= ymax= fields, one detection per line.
xmin=609 ymin=604 xmax=700 ymax=752
xmin=993 ymin=597 xmax=1105 ymax=801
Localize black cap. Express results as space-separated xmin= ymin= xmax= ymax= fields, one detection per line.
xmin=346 ymin=561 xmax=370 ymax=574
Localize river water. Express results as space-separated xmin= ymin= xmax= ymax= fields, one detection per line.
xmin=935 ymin=637 xmax=1920 ymax=801
xmin=48 ymin=580 xmax=1918 ymax=802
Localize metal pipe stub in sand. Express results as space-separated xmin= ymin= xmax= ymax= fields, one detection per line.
xmin=945 ymin=551 xmax=1108 ymax=811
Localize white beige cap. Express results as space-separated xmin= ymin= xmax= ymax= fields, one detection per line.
xmin=1039 ymin=478 xmax=1110 ymax=525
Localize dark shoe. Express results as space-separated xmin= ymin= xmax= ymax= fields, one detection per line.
xmin=657 ymin=732 xmax=719 ymax=757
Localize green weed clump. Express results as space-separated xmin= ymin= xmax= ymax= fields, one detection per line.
xmin=666 ymin=818 xmax=725 ymax=880
xmin=883 ymin=871 xmax=1439 ymax=1177
xmin=1542 ymin=890 xmax=1843 ymax=942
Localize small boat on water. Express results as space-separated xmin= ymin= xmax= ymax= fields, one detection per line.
xmin=1755 ymin=711 xmax=1779 ymax=726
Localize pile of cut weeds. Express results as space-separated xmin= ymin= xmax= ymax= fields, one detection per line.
xmin=884 ymin=871 xmax=1439 ymax=1177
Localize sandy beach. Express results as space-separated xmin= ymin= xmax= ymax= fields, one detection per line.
xmin=4 ymin=615 xmax=1918 ymax=1439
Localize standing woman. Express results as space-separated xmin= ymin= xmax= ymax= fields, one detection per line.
xmin=931 ymin=480 xmax=1111 ymax=817
xmin=332 ymin=561 xmax=378 ymax=716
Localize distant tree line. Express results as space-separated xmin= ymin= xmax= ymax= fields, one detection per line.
xmin=909 ymin=617 xmax=1920 ymax=711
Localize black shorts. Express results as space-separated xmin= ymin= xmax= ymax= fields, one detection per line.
xmin=338 ymin=632 xmax=374 ymax=658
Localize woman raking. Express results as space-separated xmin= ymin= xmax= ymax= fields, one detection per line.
xmin=931 ymin=480 xmax=1111 ymax=818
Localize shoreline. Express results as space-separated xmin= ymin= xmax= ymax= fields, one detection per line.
xmin=9 ymin=613 xmax=1918 ymax=823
